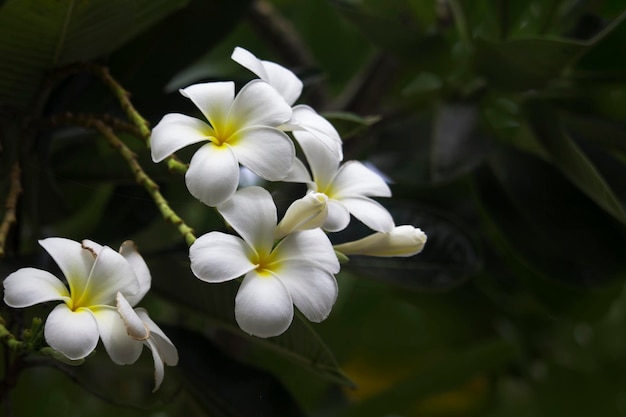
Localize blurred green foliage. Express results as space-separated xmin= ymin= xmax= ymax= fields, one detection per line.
xmin=2 ymin=0 xmax=626 ymax=416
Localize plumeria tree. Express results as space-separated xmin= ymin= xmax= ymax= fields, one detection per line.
xmin=2 ymin=1 xmax=626 ymax=416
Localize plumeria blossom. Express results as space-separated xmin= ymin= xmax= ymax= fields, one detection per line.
xmin=290 ymin=131 xmax=395 ymax=233
xmin=3 ymin=238 xmax=177 ymax=391
xmin=189 ymin=186 xmax=339 ymax=338
xmin=150 ymin=79 xmax=295 ymax=206
xmin=334 ymin=225 xmax=427 ymax=257
xmin=231 ymin=46 xmax=343 ymax=158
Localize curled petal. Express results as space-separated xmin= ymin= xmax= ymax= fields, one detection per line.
xmin=229 ymin=80 xmax=292 ymax=128
xmin=273 ymin=260 xmax=338 ymax=322
xmin=275 ymin=193 xmax=328 ymax=239
xmin=136 ymin=309 xmax=178 ymax=366
xmin=179 ymin=82 xmax=235 ymax=130
xmin=340 ymin=197 xmax=395 ymax=233
xmin=39 ymin=237 xmax=95 ymax=301
xmin=235 ymin=270 xmax=293 ymax=338
xmin=190 ymin=232 xmax=256 ymax=283
xmin=288 ymin=105 xmax=342 ymax=158
xmin=231 ymin=47 xmax=303 ymax=106
xmin=92 ymin=305 xmax=143 ymax=365
xmin=334 ymin=225 xmax=427 ymax=257
xmin=145 ymin=337 xmax=166 ymax=392
xmin=216 ymin=186 xmax=276 ymax=254
xmin=119 ymin=241 xmax=151 ymax=306
xmin=293 ymin=131 xmax=340 ymax=192
xmin=323 ymin=199 xmax=351 ymax=232
xmin=78 ymin=245 xmax=139 ymax=307
xmin=150 ymin=113 xmax=212 ymax=162
xmin=116 ymin=292 xmax=149 ymax=340
xmin=332 ymin=161 xmax=391 ymax=198
xmin=3 ymin=268 xmax=69 ymax=307
xmin=272 ymin=229 xmax=340 ymax=274
xmin=44 ymin=304 xmax=99 ymax=360
xmin=185 ymin=143 xmax=240 ymax=207
xmin=232 ymin=126 xmax=295 ymax=181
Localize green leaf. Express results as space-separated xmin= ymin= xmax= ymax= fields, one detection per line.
xmin=525 ymin=103 xmax=626 ymax=225
xmin=474 ymin=36 xmax=587 ymax=90
xmin=576 ymin=10 xmax=626 ymax=76
xmin=149 ymin=253 xmax=353 ymax=387
xmin=0 ymin=0 xmax=188 ymax=107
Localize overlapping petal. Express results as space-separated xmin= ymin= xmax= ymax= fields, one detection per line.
xmin=216 ymin=187 xmax=276 ymax=254
xmin=272 ymin=260 xmax=338 ymax=322
xmin=180 ymin=82 xmax=235 ymax=129
xmin=92 ymin=305 xmax=143 ymax=365
xmin=231 ymin=47 xmax=303 ymax=106
xmin=272 ymin=229 xmax=340 ymax=274
xmin=136 ymin=309 xmax=179 ymax=366
xmin=288 ymin=106 xmax=342 ymax=158
xmin=235 ymin=270 xmax=294 ymax=338
xmin=323 ymin=200 xmax=351 ymax=232
xmin=150 ymin=114 xmax=213 ymax=162
xmin=3 ymin=268 xmax=69 ymax=307
xmin=294 ymin=131 xmax=340 ymax=191
xmin=332 ymin=161 xmax=391 ymax=198
xmin=340 ymin=197 xmax=395 ymax=233
xmin=119 ymin=241 xmax=151 ymax=306
xmin=190 ymin=232 xmax=256 ymax=283
xmin=45 ymin=305 xmax=99 ymax=360
xmin=230 ymin=80 xmax=292 ymax=128
xmin=231 ymin=126 xmax=294 ymax=181
xmin=38 ymin=237 xmax=95 ymax=300
xmin=185 ymin=143 xmax=240 ymax=207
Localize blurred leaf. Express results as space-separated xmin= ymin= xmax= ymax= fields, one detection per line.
xmin=474 ymin=36 xmax=586 ymax=90
xmin=576 ymin=10 xmax=626 ymax=76
xmin=431 ymin=103 xmax=489 ymax=182
xmin=149 ymin=253 xmax=353 ymax=387
xmin=322 ymin=111 xmax=381 ymax=140
xmin=0 ymin=0 xmax=187 ymax=107
xmin=165 ymin=326 xmax=305 ymax=417
xmin=334 ymin=339 xmax=516 ymax=417
xmin=525 ymin=103 xmax=626 ymax=225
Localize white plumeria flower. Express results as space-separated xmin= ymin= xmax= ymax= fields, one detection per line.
xmin=334 ymin=225 xmax=427 ymax=257
xmin=189 ymin=186 xmax=339 ymax=338
xmin=150 ymin=80 xmax=295 ymax=206
xmin=291 ymin=131 xmax=395 ymax=233
xmin=231 ymin=47 xmax=343 ymax=158
xmin=3 ymin=238 xmax=177 ymax=391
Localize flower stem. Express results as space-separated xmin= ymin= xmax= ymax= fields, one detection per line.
xmin=0 ymin=163 xmax=22 ymax=259
xmin=92 ymin=121 xmax=197 ymax=246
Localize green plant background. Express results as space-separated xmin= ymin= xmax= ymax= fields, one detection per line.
xmin=2 ymin=0 xmax=626 ymax=416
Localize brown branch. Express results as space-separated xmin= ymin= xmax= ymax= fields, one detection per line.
xmin=0 ymin=163 xmax=22 ymax=258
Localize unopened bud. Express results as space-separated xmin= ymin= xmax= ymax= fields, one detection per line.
xmin=333 ymin=225 xmax=427 ymax=257
xmin=275 ymin=193 xmax=329 ymax=239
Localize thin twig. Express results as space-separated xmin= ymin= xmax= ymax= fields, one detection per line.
xmin=0 ymin=163 xmax=22 ymax=259
xmin=92 ymin=121 xmax=197 ymax=246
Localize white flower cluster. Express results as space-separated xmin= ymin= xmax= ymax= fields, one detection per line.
xmin=151 ymin=47 xmax=428 ymax=338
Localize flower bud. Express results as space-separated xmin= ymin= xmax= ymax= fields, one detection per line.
xmin=333 ymin=225 xmax=427 ymax=257
xmin=275 ymin=192 xmax=329 ymax=239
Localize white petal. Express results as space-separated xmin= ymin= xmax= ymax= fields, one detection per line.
xmin=119 ymin=241 xmax=150 ymax=306
xmin=179 ymin=82 xmax=235 ymax=130
xmin=275 ymin=192 xmax=328 ymax=239
xmin=231 ymin=126 xmax=294 ymax=181
xmin=340 ymin=197 xmax=395 ymax=233
xmin=332 ymin=161 xmax=392 ymax=198
xmin=235 ymin=270 xmax=293 ymax=338
xmin=136 ymin=309 xmax=178 ymax=366
xmin=38 ymin=237 xmax=94 ymax=301
xmin=334 ymin=225 xmax=427 ymax=257
xmin=323 ymin=199 xmax=351 ymax=232
xmin=116 ymin=292 xmax=149 ymax=340
xmin=150 ymin=113 xmax=212 ymax=163
xmin=283 ymin=157 xmax=313 ymax=184
xmin=272 ymin=229 xmax=340 ymax=273
xmin=78 ymin=245 xmax=139 ymax=307
xmin=189 ymin=232 xmax=256 ymax=283
xmin=216 ymin=186 xmax=276 ymax=255
xmin=91 ymin=305 xmax=143 ymax=365
xmin=273 ymin=260 xmax=338 ymax=322
xmin=229 ymin=80 xmax=292 ymax=128
xmin=288 ymin=105 xmax=342 ymax=158
xmin=185 ymin=143 xmax=240 ymax=207
xmin=293 ymin=131 xmax=340 ymax=192
xmin=3 ymin=268 xmax=69 ymax=307
xmin=44 ymin=304 xmax=99 ymax=360
xmin=231 ymin=47 xmax=303 ymax=106
xmin=145 ymin=337 xmax=166 ymax=392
